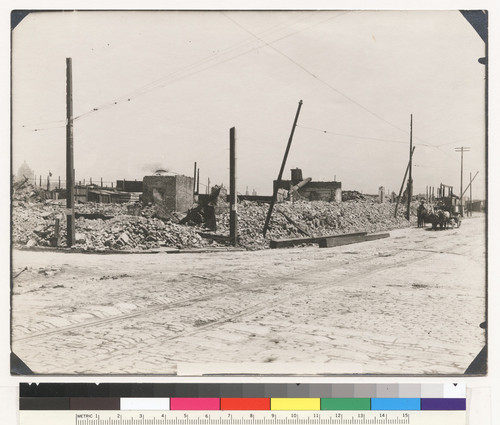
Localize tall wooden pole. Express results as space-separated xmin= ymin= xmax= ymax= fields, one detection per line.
xmin=66 ymin=58 xmax=75 ymax=247
xmin=461 ymin=171 xmax=479 ymax=199
xmin=469 ymin=171 xmax=472 ymax=216
xmin=229 ymin=127 xmax=238 ymax=246
xmin=394 ymin=146 xmax=415 ymax=218
xmin=263 ymin=100 xmax=303 ymax=236
xmin=455 ymin=146 xmax=470 ymax=214
xmin=193 ymin=162 xmax=197 ymax=201
xmin=460 ymin=149 xmax=463 ymax=203
xmin=406 ymin=114 xmax=413 ymax=221
xmin=196 ymin=168 xmax=200 ymax=196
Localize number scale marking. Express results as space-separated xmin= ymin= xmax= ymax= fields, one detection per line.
xmin=18 ymin=411 xmax=465 ymax=425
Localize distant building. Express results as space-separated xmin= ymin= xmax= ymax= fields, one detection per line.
xmin=116 ymin=179 xmax=143 ymax=192
xmin=15 ymin=161 xmax=35 ymax=182
xmin=274 ymin=168 xmax=342 ymax=202
xmin=470 ymin=200 xmax=486 ymax=212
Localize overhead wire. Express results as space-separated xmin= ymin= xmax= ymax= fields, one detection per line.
xmin=221 ymin=11 xmax=478 ymax=157
xmin=296 ymin=123 xmax=463 ymax=167
xmin=17 ymin=10 xmax=473 ymax=174
xmin=221 ymin=12 xmax=421 ymax=141
xmin=69 ymin=11 xmax=335 ymax=122
xmin=18 ymin=11 xmax=355 ymax=136
xmin=16 ymin=11 xmax=324 ymax=130
xmin=19 ymin=123 xmax=66 ymax=133
xmin=113 ymin=11 xmax=319 ymax=99
xmin=297 ymin=124 xmax=410 ymax=145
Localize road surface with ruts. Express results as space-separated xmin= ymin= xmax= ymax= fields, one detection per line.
xmin=11 ymin=214 xmax=486 ymax=375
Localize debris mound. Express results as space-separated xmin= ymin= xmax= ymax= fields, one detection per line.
xmin=217 ymin=200 xmax=411 ymax=249
xmin=12 ymin=191 xmax=414 ymax=251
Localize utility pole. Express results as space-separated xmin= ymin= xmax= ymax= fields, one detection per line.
xmin=193 ymin=162 xmax=197 ymax=202
xmin=66 ymin=57 xmax=75 ymax=247
xmin=196 ymin=168 xmax=200 ymax=196
xmin=229 ymin=127 xmax=238 ymax=246
xmin=469 ymin=172 xmax=472 ymax=216
xmin=461 ymin=171 xmax=479 ymax=199
xmin=406 ymin=114 xmax=413 ymax=221
xmin=455 ymin=146 xmax=470 ymax=214
xmin=394 ymin=146 xmax=415 ymax=218
xmin=263 ymin=100 xmax=303 ymax=236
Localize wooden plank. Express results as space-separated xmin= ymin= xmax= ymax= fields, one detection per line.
xmin=363 ymin=233 xmax=390 ymax=242
xmin=319 ymin=234 xmax=368 ymax=248
xmin=270 ymin=232 xmax=367 ymax=249
xmin=198 ymin=232 xmax=230 ymax=242
xmin=319 ymin=232 xmax=390 ymax=248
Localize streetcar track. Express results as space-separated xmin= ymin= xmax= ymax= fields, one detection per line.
xmin=13 ymin=246 xmax=440 ymax=343
xmin=63 ymin=248 xmax=446 ymax=368
xmin=155 ymin=249 xmax=442 ymax=343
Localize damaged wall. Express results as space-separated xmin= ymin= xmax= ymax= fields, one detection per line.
xmin=298 ymin=181 xmax=342 ymax=202
xmin=142 ymin=175 xmax=194 ymax=212
xmin=274 ymin=168 xmax=342 ymax=202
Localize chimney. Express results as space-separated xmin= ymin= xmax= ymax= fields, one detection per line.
xmin=291 ymin=168 xmax=303 ymax=185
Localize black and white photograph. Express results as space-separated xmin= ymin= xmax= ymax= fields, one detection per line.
xmin=10 ymin=9 xmax=487 ymax=376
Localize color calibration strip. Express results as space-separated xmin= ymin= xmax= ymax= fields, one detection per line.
xmin=19 ymin=383 xmax=466 ymax=411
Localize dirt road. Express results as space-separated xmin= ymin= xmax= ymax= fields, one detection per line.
xmin=11 ymin=214 xmax=486 ymax=375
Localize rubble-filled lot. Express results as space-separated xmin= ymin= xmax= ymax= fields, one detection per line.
xmin=12 ymin=184 xmax=414 ymax=251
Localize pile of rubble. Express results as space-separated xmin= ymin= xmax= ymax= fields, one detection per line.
xmin=216 ymin=199 xmax=412 ymax=249
xmin=12 ymin=201 xmax=213 ymax=251
xmin=12 ymin=178 xmax=48 ymax=203
xmin=342 ymin=190 xmax=365 ymax=201
xmin=12 ymin=183 xmax=414 ymax=251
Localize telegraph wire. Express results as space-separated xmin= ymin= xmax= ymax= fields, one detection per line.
xmin=69 ymin=12 xmax=340 ymax=122
xmin=222 ymin=12 xmax=419 ymax=141
xmin=115 ymin=11 xmax=320 ymax=100
xmin=17 ymin=12 xmax=324 ymax=129
xmin=297 ymin=123 xmax=466 ymax=163
xmin=297 ymin=124 xmax=410 ymax=145
xmin=108 ymin=11 xmax=344 ymax=104
xmin=18 ymin=11 xmax=350 ymax=130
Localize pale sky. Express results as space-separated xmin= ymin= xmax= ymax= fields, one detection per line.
xmin=12 ymin=10 xmax=486 ymax=198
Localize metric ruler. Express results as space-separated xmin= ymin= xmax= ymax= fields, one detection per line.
xmin=19 ymin=410 xmax=465 ymax=425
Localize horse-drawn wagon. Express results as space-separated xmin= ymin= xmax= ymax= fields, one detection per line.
xmin=419 ymin=192 xmax=462 ymax=230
